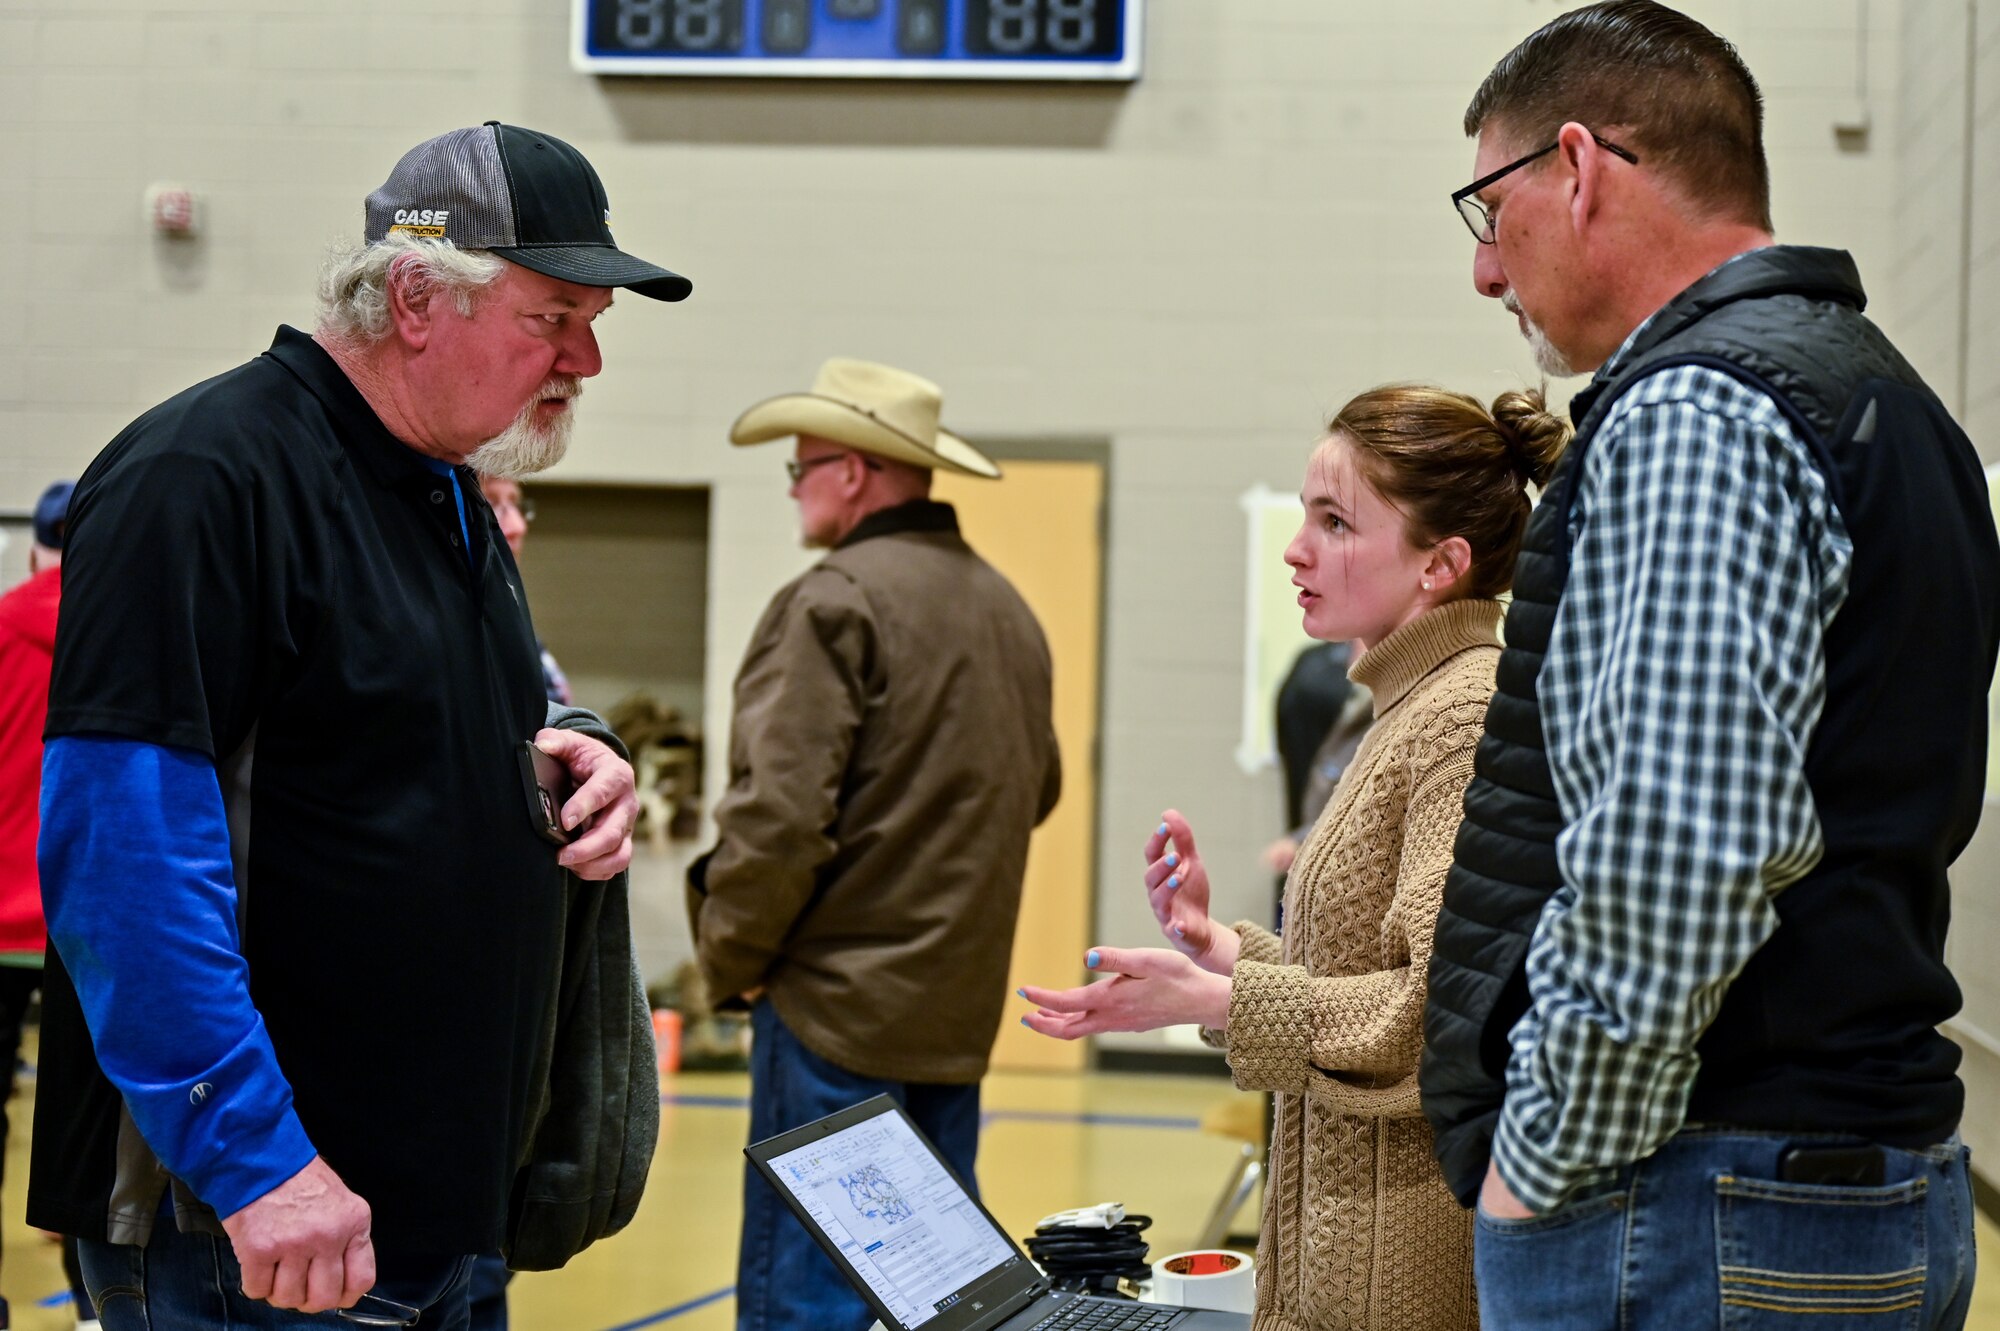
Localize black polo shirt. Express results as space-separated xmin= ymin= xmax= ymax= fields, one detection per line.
xmin=31 ymin=326 xmax=564 ymax=1253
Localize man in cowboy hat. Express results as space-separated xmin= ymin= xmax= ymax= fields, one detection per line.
xmin=689 ymin=357 xmax=1061 ymax=1331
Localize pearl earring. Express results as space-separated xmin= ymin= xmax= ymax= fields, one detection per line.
xmin=1422 ymin=580 xmax=1432 ymax=590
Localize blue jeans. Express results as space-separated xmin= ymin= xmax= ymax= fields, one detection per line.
xmin=1474 ymin=1129 xmax=1976 ymax=1330
xmin=737 ymin=1001 xmax=982 ymax=1331
xmin=80 ymin=1223 xmax=475 ymax=1330
xmin=467 ymin=1252 xmax=511 ymax=1330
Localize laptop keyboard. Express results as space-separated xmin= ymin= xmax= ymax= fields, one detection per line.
xmin=1025 ymin=1298 xmax=1185 ymax=1330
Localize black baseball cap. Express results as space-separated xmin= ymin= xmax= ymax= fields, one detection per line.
xmin=364 ymin=122 xmax=691 ymax=302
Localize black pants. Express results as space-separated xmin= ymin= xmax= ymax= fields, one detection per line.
xmin=0 ymin=964 xmax=40 ymax=1329
xmin=0 ymin=965 xmax=94 ymax=1323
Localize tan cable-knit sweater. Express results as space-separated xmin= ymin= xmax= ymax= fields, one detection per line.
xmin=1215 ymin=598 xmax=1501 ymax=1331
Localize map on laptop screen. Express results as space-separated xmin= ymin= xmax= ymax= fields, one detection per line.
xmin=765 ymin=1109 xmax=1019 ymax=1328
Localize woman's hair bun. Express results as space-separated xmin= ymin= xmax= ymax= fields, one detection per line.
xmin=1489 ymin=388 xmax=1572 ymax=490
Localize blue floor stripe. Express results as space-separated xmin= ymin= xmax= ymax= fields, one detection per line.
xmin=38 ymin=1290 xmax=73 ymax=1308
xmin=662 ymin=1094 xmax=1201 ymax=1132
xmin=983 ymin=1108 xmax=1203 ymax=1131
xmin=600 ymin=1284 xmax=733 ymax=1330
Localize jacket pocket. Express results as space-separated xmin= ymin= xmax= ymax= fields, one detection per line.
xmin=1715 ymin=1174 xmax=1927 ymax=1329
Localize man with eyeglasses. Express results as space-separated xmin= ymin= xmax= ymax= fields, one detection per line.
xmin=478 ymin=476 xmax=572 ymax=707
xmin=1418 ymin=4 xmax=1998 ymax=1326
xmin=687 ymin=358 xmax=1060 ymax=1331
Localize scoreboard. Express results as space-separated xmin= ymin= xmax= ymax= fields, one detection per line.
xmin=573 ymin=0 xmax=1141 ymax=80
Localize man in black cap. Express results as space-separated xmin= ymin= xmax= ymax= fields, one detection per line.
xmin=29 ymin=124 xmax=690 ymax=1329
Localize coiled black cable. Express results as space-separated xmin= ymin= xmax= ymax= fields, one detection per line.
xmin=1023 ymin=1213 xmax=1154 ymax=1296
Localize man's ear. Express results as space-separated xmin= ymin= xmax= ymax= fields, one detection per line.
xmin=841 ymin=451 xmax=874 ymax=497
xmin=1557 ymin=120 xmax=1604 ymax=234
xmin=385 ymin=253 xmax=437 ymax=350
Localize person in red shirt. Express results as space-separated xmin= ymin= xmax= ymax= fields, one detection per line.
xmin=0 ymin=484 xmax=67 ymax=969
xmin=0 ymin=480 xmax=92 ymax=1329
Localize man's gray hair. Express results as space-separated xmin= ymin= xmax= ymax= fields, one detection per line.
xmin=316 ymin=234 xmax=507 ymax=347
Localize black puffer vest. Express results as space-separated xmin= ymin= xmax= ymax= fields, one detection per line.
xmin=1420 ymin=246 xmax=2000 ymax=1207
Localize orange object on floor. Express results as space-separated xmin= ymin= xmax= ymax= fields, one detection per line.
xmin=652 ymin=1008 xmax=683 ymax=1075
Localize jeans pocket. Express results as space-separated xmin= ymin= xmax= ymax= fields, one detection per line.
xmin=1474 ymin=1189 xmax=1627 ymax=1327
xmin=1476 ymin=1187 xmax=1626 ymax=1237
xmin=78 ymin=1239 xmax=149 ymax=1319
xmin=1714 ymin=1174 xmax=1927 ymax=1329
xmin=322 ymin=1252 xmax=474 ymax=1327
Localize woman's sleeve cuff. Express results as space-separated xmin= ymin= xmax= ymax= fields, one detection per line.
xmin=1221 ymin=961 xmax=1314 ymax=1095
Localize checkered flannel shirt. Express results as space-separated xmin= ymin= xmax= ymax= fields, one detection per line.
xmin=1488 ymin=349 xmax=1856 ymax=1214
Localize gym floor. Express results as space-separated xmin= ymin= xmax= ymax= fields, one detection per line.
xmin=4 ymin=1062 xmax=1998 ymax=1330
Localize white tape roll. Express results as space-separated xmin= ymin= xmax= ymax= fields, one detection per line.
xmin=1149 ymin=1249 xmax=1255 ymax=1313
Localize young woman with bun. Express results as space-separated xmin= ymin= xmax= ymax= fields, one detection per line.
xmin=1022 ymin=384 xmax=1570 ymax=1331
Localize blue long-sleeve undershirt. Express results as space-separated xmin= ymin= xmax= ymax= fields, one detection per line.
xmin=40 ymin=735 xmax=317 ymax=1218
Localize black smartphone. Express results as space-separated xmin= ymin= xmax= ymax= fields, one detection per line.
xmin=1777 ymin=1143 xmax=1885 ymax=1187
xmin=518 ymin=741 xmax=576 ymax=846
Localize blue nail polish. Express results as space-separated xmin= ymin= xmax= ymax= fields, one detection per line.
xmin=1016 ymin=988 xmax=1027 ymax=998
xmin=1166 ymin=852 xmax=1179 ymax=867
xmin=1086 ymin=949 xmax=1101 ymax=969
xmin=1173 ymin=925 xmax=1185 ymax=938
xmin=1020 ymin=1016 xmax=1030 ymax=1027
xmin=1157 ymin=822 xmax=1168 ymax=835
xmin=1168 ymin=876 xmax=1181 ymax=890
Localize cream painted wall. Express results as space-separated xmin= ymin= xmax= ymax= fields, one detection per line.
xmin=0 ymin=0 xmax=1908 ymax=1053
xmin=1977 ymin=1 xmax=2000 ymax=457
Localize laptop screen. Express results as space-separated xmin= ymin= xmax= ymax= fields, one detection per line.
xmin=756 ymin=1098 xmax=1032 ymax=1329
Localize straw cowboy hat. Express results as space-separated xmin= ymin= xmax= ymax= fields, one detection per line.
xmin=729 ymin=358 xmax=1001 ymax=479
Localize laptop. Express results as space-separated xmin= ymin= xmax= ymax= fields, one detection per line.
xmin=745 ymin=1095 xmax=1253 ymax=1331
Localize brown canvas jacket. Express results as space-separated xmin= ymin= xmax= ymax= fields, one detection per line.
xmin=689 ymin=500 xmax=1060 ymax=1084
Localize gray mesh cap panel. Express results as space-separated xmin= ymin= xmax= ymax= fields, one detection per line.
xmin=363 ymin=125 xmax=518 ymax=248
xmin=358 ymin=121 xmax=691 ymax=301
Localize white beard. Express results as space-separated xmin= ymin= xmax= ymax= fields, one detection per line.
xmin=1504 ymin=292 xmax=1576 ymax=379
xmin=467 ymin=379 xmax=580 ymax=479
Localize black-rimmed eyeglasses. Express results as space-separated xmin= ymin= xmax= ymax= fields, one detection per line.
xmin=338 ymin=1293 xmax=423 ymax=1326
xmin=1452 ymin=134 xmax=1639 ymax=244
xmin=785 ymin=454 xmax=881 ymax=483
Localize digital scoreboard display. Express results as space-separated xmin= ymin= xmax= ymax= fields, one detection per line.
xmin=573 ymin=0 xmax=1140 ymax=80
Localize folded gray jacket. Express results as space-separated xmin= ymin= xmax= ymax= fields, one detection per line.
xmin=504 ymin=705 xmax=660 ymax=1270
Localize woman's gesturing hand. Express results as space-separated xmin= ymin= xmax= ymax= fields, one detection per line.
xmin=1144 ymin=810 xmax=1238 ymax=976
xmin=1018 ymin=946 xmax=1232 ymax=1040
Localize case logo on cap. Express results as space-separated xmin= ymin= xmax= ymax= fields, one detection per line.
xmin=389 ymin=206 xmax=450 ymax=238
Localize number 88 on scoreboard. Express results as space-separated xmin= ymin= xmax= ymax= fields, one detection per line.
xmin=573 ymin=0 xmax=1141 ymax=80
